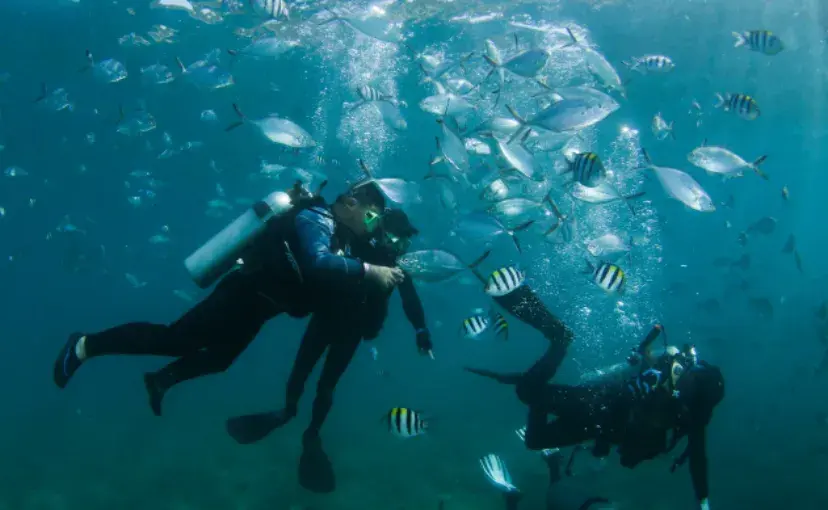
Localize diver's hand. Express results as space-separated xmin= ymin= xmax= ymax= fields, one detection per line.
xmin=364 ymin=263 xmax=404 ymax=290
xmin=416 ymin=328 xmax=434 ymax=359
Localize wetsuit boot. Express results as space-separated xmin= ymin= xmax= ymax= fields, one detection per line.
xmin=298 ymin=428 xmax=335 ymax=493
xmin=53 ymin=332 xmax=85 ymax=389
xmin=226 ymin=406 xmax=297 ymax=444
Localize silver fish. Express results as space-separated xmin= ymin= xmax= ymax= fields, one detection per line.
xmin=435 ymin=119 xmax=469 ymax=173
xmin=140 ymin=64 xmax=175 ymax=85
xmin=507 ymin=98 xmax=617 ymax=141
xmin=564 ymin=29 xmax=625 ymax=97
xmin=496 ymin=137 xmax=535 ymax=180
xmin=419 ymin=94 xmax=475 ymax=116
xmin=175 ymin=56 xmax=234 ymax=90
xmin=373 ymin=101 xmax=407 ymax=130
xmin=639 ymin=149 xmax=714 ymax=212
xmin=226 ymin=104 xmax=315 ymax=148
xmin=398 ymin=249 xmax=489 ymax=283
xmin=228 ymin=37 xmax=300 ymax=58
xmin=454 ymin=212 xmax=530 ymax=253
xmin=687 ymin=145 xmax=768 ymax=180
xmin=651 ymin=113 xmax=674 ymax=141
xmin=585 ymin=233 xmax=631 ymax=261
xmin=319 ymin=9 xmax=404 ymax=44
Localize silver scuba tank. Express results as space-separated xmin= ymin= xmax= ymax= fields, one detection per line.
xmin=185 ymin=191 xmax=294 ymax=288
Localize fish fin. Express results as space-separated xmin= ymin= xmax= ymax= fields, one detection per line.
xmin=117 ymin=105 xmax=125 ymax=126
xmin=513 ymin=32 xmax=519 ymax=51
xmin=582 ymin=258 xmax=595 ymax=274
xmin=563 ymin=27 xmax=579 ymax=47
xmin=732 ymin=31 xmax=746 ymax=48
xmin=513 ymin=220 xmax=535 ymax=232
xmin=751 ymin=155 xmax=769 ymax=180
xmin=468 ymin=250 xmax=492 ymax=270
xmin=635 ymin=148 xmax=653 ymax=170
xmin=510 ymin=234 xmax=522 ymax=253
xmin=713 ymin=93 xmax=725 ymax=109
xmin=33 ymin=83 xmax=47 ymax=103
xmin=174 ymin=56 xmax=186 ymax=73
xmin=668 ymin=122 xmax=676 ymax=140
xmin=358 ymin=159 xmax=374 ymax=179
xmin=504 ymin=104 xmax=526 ymax=125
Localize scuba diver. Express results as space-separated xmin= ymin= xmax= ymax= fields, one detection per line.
xmin=466 ymin=324 xmax=724 ymax=510
xmin=223 ymin=208 xmax=432 ymax=494
xmin=53 ymin=182 xmax=405 ymax=411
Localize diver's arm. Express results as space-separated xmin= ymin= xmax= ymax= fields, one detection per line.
xmin=398 ymin=272 xmax=433 ymax=355
xmin=293 ymin=208 xmax=365 ymax=285
xmin=687 ymin=424 xmax=710 ymax=509
xmin=398 ymin=272 xmax=426 ymax=330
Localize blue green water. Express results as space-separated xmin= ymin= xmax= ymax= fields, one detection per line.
xmin=1 ymin=1 xmax=826 ymax=509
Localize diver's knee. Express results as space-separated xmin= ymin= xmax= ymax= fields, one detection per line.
xmin=515 ymin=380 xmax=536 ymax=406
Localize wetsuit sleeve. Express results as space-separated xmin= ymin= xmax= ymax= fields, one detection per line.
xmin=687 ymin=421 xmax=709 ymax=503
xmin=398 ymin=272 xmax=426 ymax=331
xmin=293 ymin=208 xmax=365 ymax=286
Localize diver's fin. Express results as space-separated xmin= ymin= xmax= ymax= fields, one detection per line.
xmin=464 ymin=366 xmax=522 ymax=385
xmin=299 ymin=434 xmax=335 ymax=493
xmin=226 ymin=411 xmax=291 ymax=444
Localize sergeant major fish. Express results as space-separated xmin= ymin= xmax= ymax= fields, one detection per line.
xmin=623 ymin=55 xmax=674 ymax=74
xmin=732 ymin=30 xmax=783 ymax=55
xmin=386 ymin=407 xmax=427 ymax=438
xmin=714 ymin=93 xmax=760 ymax=120
xmin=585 ymin=260 xmax=626 ymax=294
xmin=484 ymin=266 xmax=525 ymax=296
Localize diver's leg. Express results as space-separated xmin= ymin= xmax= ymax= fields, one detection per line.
xmin=299 ymin=323 xmax=361 ymax=494
xmin=523 ymin=385 xmax=595 ymax=450
xmin=492 ymin=285 xmax=574 ymax=403
xmin=225 ymin=314 xmax=329 ymax=446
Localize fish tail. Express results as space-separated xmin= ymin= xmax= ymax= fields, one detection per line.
xmin=504 ymin=104 xmax=526 ymax=125
xmin=510 ymin=233 xmax=522 ymax=253
xmin=623 ymin=191 xmax=646 ymax=216
xmin=732 ymin=31 xmax=746 ymax=48
xmin=317 ymin=8 xmax=338 ymax=25
xmin=633 ymin=148 xmax=652 ymax=171
xmin=116 ymin=105 xmax=125 ymax=126
xmin=582 ymin=258 xmax=595 ymax=274
xmin=227 ymin=49 xmax=238 ymax=57
xmin=544 ymin=195 xmax=565 ymax=220
xmin=668 ymin=122 xmax=676 ymax=140
xmin=468 ymin=250 xmax=491 ymax=270
xmin=751 ymin=155 xmax=769 ymax=180
xmin=713 ymin=93 xmax=725 ymax=109
xmin=514 ymin=220 xmax=535 ymax=232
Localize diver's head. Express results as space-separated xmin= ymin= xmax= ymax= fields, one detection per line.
xmin=334 ymin=182 xmax=386 ymax=237
xmin=379 ymin=208 xmax=418 ymax=257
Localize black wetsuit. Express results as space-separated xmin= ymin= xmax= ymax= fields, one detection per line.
xmin=281 ymin=239 xmax=428 ymax=439
xmin=53 ymin=201 xmax=371 ymax=415
xmin=477 ymin=358 xmax=724 ymax=507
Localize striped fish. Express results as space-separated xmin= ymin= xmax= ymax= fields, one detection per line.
xmin=250 ymin=0 xmax=289 ymax=20
xmin=461 ymin=314 xmax=490 ymax=339
xmin=714 ymin=93 xmax=760 ymax=120
xmin=493 ymin=313 xmax=508 ymax=340
xmin=624 ymin=55 xmax=674 ymax=74
xmin=357 ymin=84 xmax=391 ymax=103
xmin=588 ymin=260 xmax=626 ymax=294
xmin=566 ymin=152 xmax=606 ymax=188
xmin=484 ymin=266 xmax=525 ymax=297
xmin=732 ymin=30 xmax=783 ymax=56
xmin=387 ymin=407 xmax=427 ymax=438
xmin=479 ymin=454 xmax=519 ymax=493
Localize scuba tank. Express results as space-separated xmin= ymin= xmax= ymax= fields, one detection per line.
xmin=184 ymin=190 xmax=295 ymax=289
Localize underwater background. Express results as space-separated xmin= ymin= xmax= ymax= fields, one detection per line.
xmin=1 ymin=0 xmax=827 ymax=509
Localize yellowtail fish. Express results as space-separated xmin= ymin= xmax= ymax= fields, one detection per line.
xmin=586 ymin=260 xmax=626 ymax=294
xmin=386 ymin=407 xmax=427 ymax=438
xmin=732 ymin=30 xmax=783 ymax=55
xmin=714 ymin=93 xmax=760 ymax=120
xmin=485 ymin=266 xmax=525 ymax=296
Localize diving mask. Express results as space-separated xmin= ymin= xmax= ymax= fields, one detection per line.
xmin=364 ymin=209 xmax=383 ymax=233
